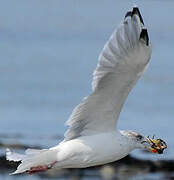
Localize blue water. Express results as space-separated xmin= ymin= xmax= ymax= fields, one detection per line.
xmin=0 ymin=0 xmax=174 ymax=179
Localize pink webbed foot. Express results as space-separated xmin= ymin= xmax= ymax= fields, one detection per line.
xmin=26 ymin=161 xmax=57 ymax=174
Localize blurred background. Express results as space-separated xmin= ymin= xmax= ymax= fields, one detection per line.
xmin=0 ymin=0 xmax=173 ymax=180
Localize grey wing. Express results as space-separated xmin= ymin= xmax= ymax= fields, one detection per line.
xmin=64 ymin=7 xmax=152 ymax=141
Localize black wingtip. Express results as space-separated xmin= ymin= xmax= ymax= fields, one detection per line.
xmin=132 ymin=7 xmax=144 ymax=25
xmin=125 ymin=11 xmax=132 ymax=19
xmin=140 ymin=29 xmax=149 ymax=46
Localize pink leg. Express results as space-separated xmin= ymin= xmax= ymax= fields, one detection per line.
xmin=27 ymin=161 xmax=57 ymax=174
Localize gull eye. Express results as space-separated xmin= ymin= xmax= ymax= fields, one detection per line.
xmin=136 ymin=134 xmax=143 ymax=140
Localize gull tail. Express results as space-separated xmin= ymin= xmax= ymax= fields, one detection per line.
xmin=6 ymin=148 xmax=58 ymax=175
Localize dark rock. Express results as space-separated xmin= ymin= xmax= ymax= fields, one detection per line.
xmin=0 ymin=156 xmax=20 ymax=170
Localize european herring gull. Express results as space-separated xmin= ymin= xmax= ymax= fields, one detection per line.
xmin=6 ymin=6 xmax=167 ymax=175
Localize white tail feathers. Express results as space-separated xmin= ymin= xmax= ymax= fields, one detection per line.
xmin=6 ymin=148 xmax=58 ymax=175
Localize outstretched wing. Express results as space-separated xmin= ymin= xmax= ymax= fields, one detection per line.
xmin=64 ymin=7 xmax=152 ymax=141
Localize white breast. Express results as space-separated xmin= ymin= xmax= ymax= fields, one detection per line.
xmin=54 ymin=131 xmax=133 ymax=168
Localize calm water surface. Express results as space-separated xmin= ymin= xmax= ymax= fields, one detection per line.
xmin=0 ymin=0 xmax=173 ymax=179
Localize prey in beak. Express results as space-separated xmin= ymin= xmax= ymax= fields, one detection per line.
xmin=142 ymin=136 xmax=167 ymax=154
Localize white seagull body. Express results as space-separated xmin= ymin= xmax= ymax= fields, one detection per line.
xmin=6 ymin=6 xmax=155 ymax=175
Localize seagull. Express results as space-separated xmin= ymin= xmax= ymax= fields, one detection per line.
xmin=6 ymin=6 xmax=167 ymax=175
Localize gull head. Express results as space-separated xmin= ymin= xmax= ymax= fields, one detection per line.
xmin=121 ymin=130 xmax=167 ymax=154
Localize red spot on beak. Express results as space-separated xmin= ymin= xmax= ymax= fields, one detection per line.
xmin=151 ymin=149 xmax=157 ymax=153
